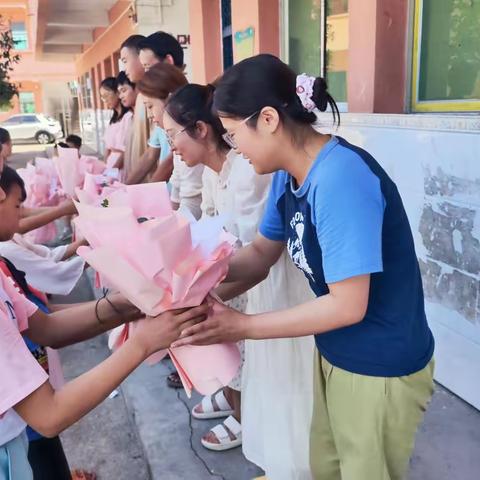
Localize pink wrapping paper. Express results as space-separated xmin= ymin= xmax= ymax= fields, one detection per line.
xmin=17 ymin=159 xmax=62 ymax=243
xmin=74 ymin=182 xmax=240 ymax=396
xmin=54 ymin=147 xmax=107 ymax=197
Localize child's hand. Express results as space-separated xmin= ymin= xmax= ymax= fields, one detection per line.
xmin=131 ymin=304 xmax=210 ymax=357
xmin=58 ymin=198 xmax=77 ymax=216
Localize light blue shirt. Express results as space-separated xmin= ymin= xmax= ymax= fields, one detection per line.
xmin=148 ymin=126 xmax=171 ymax=162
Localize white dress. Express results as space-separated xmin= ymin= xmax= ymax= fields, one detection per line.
xmin=203 ymin=152 xmax=315 ymax=478
xmin=201 ymin=151 xmax=267 ymax=391
xmin=242 ymin=257 xmax=315 ymax=479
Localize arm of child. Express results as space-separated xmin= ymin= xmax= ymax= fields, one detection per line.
xmin=60 ymin=237 xmax=88 ymax=260
xmin=15 ymin=305 xmax=208 ymax=437
xmin=26 ymin=293 xmax=141 ymax=349
xmin=18 ymin=200 xmax=76 ymax=234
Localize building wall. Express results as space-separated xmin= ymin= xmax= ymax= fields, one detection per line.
xmin=0 ymin=2 xmax=75 ymax=123
xmin=75 ymin=0 xmax=191 ymax=153
xmin=319 ymin=114 xmax=480 ymax=409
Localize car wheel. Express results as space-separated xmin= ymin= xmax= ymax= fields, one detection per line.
xmin=35 ymin=131 xmax=52 ymax=144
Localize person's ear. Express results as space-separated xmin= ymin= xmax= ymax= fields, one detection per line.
xmin=164 ymin=54 xmax=175 ymax=66
xmin=194 ymin=121 xmax=209 ymax=140
xmin=257 ymin=106 xmax=281 ymax=134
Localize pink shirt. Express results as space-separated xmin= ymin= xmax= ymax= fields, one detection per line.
xmin=104 ymin=111 xmax=133 ymax=153
xmin=0 ymin=270 xmax=47 ymax=445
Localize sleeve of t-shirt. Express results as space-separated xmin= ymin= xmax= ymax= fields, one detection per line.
xmin=312 ymin=151 xmax=385 ymax=284
xmin=0 ymin=312 xmax=48 ymax=415
xmin=2 ymin=274 xmax=38 ymax=332
xmin=147 ymin=127 xmax=171 ymax=163
xmin=259 ymin=171 xmax=287 ymax=241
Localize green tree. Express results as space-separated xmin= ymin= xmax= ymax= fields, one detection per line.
xmin=0 ymin=15 xmax=21 ymax=110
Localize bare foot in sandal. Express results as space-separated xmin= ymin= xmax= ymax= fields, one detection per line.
xmin=201 ymin=415 xmax=242 ymax=451
xmin=192 ymin=388 xmax=235 ymax=419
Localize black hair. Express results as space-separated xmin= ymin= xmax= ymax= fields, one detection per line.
xmin=120 ymin=34 xmax=146 ymax=53
xmin=0 ymin=166 xmax=27 ymax=202
xmin=55 ymin=141 xmax=70 ymax=149
xmin=117 ymin=70 xmax=135 ymax=89
xmin=165 ymin=83 xmax=229 ymax=150
xmin=138 ymin=31 xmax=184 ymax=69
xmin=213 ymin=54 xmax=340 ymax=134
xmin=100 ymin=77 xmax=130 ymax=124
xmin=0 ymin=127 xmax=11 ymax=145
xmin=65 ymin=134 xmax=82 ymax=149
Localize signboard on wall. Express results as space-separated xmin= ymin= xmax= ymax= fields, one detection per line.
xmin=234 ymin=26 xmax=255 ymax=62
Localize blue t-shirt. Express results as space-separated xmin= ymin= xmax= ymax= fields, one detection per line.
xmin=260 ymin=136 xmax=434 ymax=377
xmin=148 ymin=126 xmax=171 ymax=162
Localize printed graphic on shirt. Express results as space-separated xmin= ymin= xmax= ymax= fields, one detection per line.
xmin=0 ymin=287 xmax=16 ymax=322
xmin=287 ymin=211 xmax=315 ymax=282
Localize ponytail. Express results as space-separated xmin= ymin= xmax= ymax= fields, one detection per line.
xmin=213 ymin=54 xmax=340 ymax=129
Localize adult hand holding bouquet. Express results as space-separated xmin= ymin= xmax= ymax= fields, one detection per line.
xmin=74 ymin=183 xmax=241 ymax=396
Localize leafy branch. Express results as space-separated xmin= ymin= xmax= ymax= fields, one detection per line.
xmin=0 ymin=15 xmax=21 ymax=109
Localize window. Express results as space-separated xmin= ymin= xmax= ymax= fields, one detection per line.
xmin=3 ymin=116 xmax=22 ymax=125
xmin=282 ymin=0 xmax=349 ymax=107
xmin=325 ymin=0 xmax=349 ymax=103
xmin=412 ymin=0 xmax=480 ymax=112
xmin=285 ymin=0 xmax=322 ymax=77
xmin=19 ymin=92 xmax=35 ymax=113
xmin=21 ymin=115 xmax=38 ymax=123
xmin=221 ymin=0 xmax=233 ymax=70
xmin=11 ymin=22 xmax=28 ymax=51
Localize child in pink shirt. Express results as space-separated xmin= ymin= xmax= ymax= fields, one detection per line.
xmin=0 ymin=166 xmax=208 ymax=478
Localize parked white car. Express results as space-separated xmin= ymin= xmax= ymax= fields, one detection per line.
xmin=0 ymin=113 xmax=63 ymax=144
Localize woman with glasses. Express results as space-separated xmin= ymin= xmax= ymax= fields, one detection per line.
xmin=136 ymin=63 xmax=204 ymax=219
xmin=172 ymin=54 xmax=435 ymax=480
xmin=164 ymin=84 xmax=316 ymax=471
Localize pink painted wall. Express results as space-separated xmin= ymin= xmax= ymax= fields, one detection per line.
xmin=348 ymin=0 xmax=408 ymax=113
xmin=0 ymin=1 xmax=75 ymax=121
xmin=347 ymin=0 xmax=377 ymax=112
xmin=373 ymin=0 xmax=408 ymax=113
xmin=231 ymin=0 xmax=279 ymax=59
xmin=189 ymin=0 xmax=223 ymax=84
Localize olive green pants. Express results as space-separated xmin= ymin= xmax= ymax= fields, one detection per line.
xmin=310 ymin=355 xmax=434 ymax=480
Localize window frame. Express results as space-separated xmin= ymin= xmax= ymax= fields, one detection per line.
xmin=411 ymin=0 xmax=480 ymax=113
xmin=280 ymin=0 xmax=348 ymax=112
xmin=18 ymin=92 xmax=36 ymax=114
xmin=10 ymin=21 xmax=29 ymax=51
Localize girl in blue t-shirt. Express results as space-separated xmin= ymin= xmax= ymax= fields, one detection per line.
xmin=172 ymin=54 xmax=435 ymax=480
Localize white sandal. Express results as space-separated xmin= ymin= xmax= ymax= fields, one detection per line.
xmin=201 ymin=415 xmax=242 ymax=451
xmin=191 ymin=390 xmax=234 ymax=420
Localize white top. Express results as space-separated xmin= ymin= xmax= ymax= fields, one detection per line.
xmin=201 ymin=150 xmax=271 ymax=244
xmin=170 ymin=154 xmax=204 ymax=220
xmin=0 ymin=235 xmax=85 ymax=295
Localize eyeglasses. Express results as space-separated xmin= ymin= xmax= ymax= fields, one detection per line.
xmin=166 ymin=127 xmax=188 ymax=149
xmin=222 ymin=110 xmax=259 ymax=150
